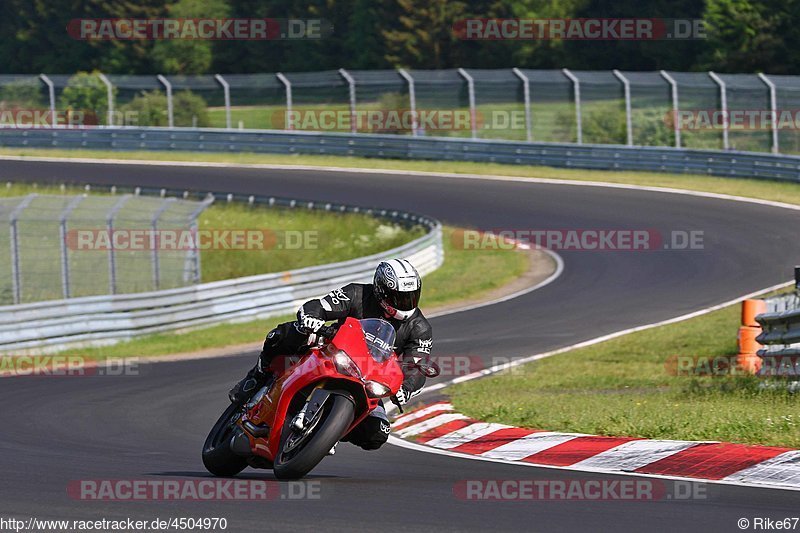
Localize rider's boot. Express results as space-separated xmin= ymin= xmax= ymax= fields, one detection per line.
xmin=228 ymin=363 xmax=271 ymax=405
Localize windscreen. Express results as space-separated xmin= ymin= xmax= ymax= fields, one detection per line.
xmin=360 ymin=318 xmax=397 ymax=362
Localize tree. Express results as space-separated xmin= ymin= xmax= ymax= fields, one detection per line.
xmin=382 ymin=0 xmax=468 ymax=69
xmin=151 ymin=0 xmax=230 ymax=74
xmin=701 ymin=0 xmax=800 ymax=73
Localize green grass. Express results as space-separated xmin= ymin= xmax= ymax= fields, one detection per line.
xmin=449 ymin=301 xmax=800 ymax=447
xmin=196 ymin=201 xmax=422 ymax=282
xmin=3 ymin=147 xmax=800 ymax=208
xmin=56 ymin=226 xmax=529 ymax=360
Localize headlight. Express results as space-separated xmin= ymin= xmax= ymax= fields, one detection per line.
xmin=330 ymin=349 xmax=363 ymax=379
xmin=365 ymin=380 xmax=391 ymax=398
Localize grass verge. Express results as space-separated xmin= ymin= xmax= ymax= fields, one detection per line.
xmin=449 ymin=299 xmax=800 ymax=448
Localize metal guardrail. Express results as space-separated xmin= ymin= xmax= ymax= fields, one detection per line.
xmin=0 ymin=185 xmax=443 ymax=353
xmin=756 ymin=270 xmax=800 ymax=362
xmin=2 ymin=127 xmax=800 ymax=183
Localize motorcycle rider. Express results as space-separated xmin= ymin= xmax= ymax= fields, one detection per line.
xmin=229 ymin=258 xmax=433 ymax=451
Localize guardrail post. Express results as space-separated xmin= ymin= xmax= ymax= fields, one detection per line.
xmin=708 ymin=71 xmax=729 ymax=150
xmin=562 ymin=69 xmax=582 ymax=144
xmin=276 ymin=73 xmax=293 ymax=131
xmin=58 ymin=195 xmax=84 ymax=299
xmin=9 ymin=194 xmax=37 ymax=304
xmin=150 ymin=198 xmax=177 ymax=290
xmin=339 ymin=68 xmax=358 ymax=134
xmin=97 ymin=73 xmax=115 ymax=127
xmin=613 ymin=69 xmax=633 ymax=146
xmin=157 ymin=75 xmax=174 ymax=128
xmin=758 ymin=73 xmax=779 ymax=154
xmin=512 ymin=68 xmax=532 ymax=142
xmin=457 ymin=68 xmax=478 ymax=140
xmin=39 ymin=74 xmax=58 ymax=128
xmin=397 ymin=69 xmax=419 ymax=136
xmin=214 ymin=74 xmax=232 ymax=130
xmin=106 ymin=195 xmax=132 ymax=295
xmin=659 ymin=70 xmax=681 ymax=148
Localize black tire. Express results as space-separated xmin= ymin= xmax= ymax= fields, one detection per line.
xmin=273 ymin=393 xmax=354 ymax=480
xmin=202 ymin=403 xmax=248 ymax=477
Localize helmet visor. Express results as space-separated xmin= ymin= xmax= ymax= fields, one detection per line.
xmin=387 ymin=288 xmax=420 ymax=311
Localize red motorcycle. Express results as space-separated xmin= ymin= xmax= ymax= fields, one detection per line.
xmin=202 ymin=317 xmax=438 ymax=480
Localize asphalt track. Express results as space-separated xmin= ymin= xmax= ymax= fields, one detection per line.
xmin=1 ymin=158 xmax=799 ymax=532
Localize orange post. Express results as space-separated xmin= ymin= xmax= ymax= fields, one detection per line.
xmin=737 ymin=325 xmax=763 ymax=373
xmin=741 ymin=298 xmax=767 ymax=328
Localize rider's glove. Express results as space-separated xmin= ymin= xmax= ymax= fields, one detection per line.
xmin=395 ymin=385 xmax=421 ymax=405
xmin=297 ymin=312 xmax=325 ymax=334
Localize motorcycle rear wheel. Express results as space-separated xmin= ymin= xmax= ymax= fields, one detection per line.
xmin=273 ymin=392 xmax=354 ymax=480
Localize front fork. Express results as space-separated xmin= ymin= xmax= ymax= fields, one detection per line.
xmin=290 ymin=382 xmax=329 ymax=431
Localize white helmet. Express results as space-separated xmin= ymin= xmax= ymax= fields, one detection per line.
xmin=373 ymin=259 xmax=422 ymax=321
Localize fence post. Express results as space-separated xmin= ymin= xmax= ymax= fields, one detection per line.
xmin=58 ymin=195 xmax=84 ymax=299
xmin=8 ymin=194 xmax=37 ymax=305
xmin=659 ymin=70 xmax=681 ymax=148
xmin=708 ymin=71 xmax=729 ymax=150
xmin=512 ymin=68 xmax=532 ymax=142
xmin=758 ymin=73 xmax=779 ymax=154
xmin=338 ymin=68 xmax=357 ymax=134
xmin=397 ymin=69 xmax=419 ymax=136
xmin=39 ymin=74 xmax=57 ymax=128
xmin=97 ymin=73 xmax=115 ymax=127
xmin=214 ymin=74 xmax=231 ymax=130
xmin=613 ymin=69 xmax=633 ymax=146
xmin=156 ymin=75 xmax=174 ymax=128
xmin=186 ymin=195 xmax=215 ymax=284
xmin=276 ymin=73 xmax=293 ymax=130
xmin=562 ymin=68 xmax=582 ymax=144
xmin=457 ymin=68 xmax=478 ymax=140
xmin=106 ymin=195 xmax=132 ymax=295
xmin=150 ymin=198 xmax=177 ymax=290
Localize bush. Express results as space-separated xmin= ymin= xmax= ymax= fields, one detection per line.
xmin=174 ymin=90 xmax=209 ymax=127
xmin=61 ymin=71 xmax=114 ymax=125
xmin=0 ymin=78 xmax=44 ymax=109
xmin=120 ymin=90 xmax=168 ymax=126
xmin=582 ymin=102 xmax=627 ymax=144
xmin=119 ymin=90 xmax=209 ymax=127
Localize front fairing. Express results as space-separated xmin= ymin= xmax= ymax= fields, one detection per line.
xmin=328 ymin=318 xmax=404 ymax=393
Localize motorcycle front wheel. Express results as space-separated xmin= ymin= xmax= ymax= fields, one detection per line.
xmin=202 ymin=403 xmax=248 ymax=477
xmin=273 ymin=392 xmax=354 ymax=480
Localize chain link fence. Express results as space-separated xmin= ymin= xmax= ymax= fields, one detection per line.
xmin=0 ymin=192 xmax=212 ymax=305
xmin=4 ymin=69 xmax=800 ymax=154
